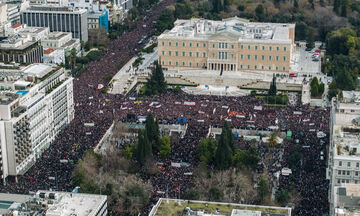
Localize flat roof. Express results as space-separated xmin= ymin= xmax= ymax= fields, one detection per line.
xmin=158 ymin=17 xmax=295 ymax=44
xmin=0 ymin=193 xmax=30 ymax=214
xmin=149 ymin=199 xmax=291 ymax=216
xmin=22 ymin=64 xmax=53 ymax=78
xmin=37 ymin=191 xmax=107 ymax=216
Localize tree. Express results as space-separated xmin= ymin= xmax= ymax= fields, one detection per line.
xmin=309 ymin=0 xmax=315 ymax=9
xmin=340 ymin=0 xmax=349 ymax=17
xmin=326 ymin=28 xmax=358 ymax=56
xmin=212 ymin=0 xmax=222 ymax=13
xmin=80 ymin=40 xmax=85 ymax=56
xmin=255 ymin=4 xmax=265 ymax=21
xmin=306 ymin=28 xmax=315 ymax=49
xmin=183 ymin=189 xmax=200 ymax=200
xmin=136 ymin=129 xmax=152 ymax=165
xmin=333 ymin=0 xmax=340 ymax=14
xmin=276 ymin=190 xmax=290 ymax=205
xmin=159 ymin=136 xmax=171 ymax=158
xmin=293 ymin=0 xmax=299 ymax=8
xmin=145 ymin=61 xmax=167 ymax=95
xmin=145 ymin=113 xmax=160 ymax=151
xmin=258 ymin=176 xmax=270 ymax=202
xmin=208 ymin=187 xmax=223 ymax=201
xmin=269 ymin=74 xmax=277 ymax=96
xmin=233 ymin=146 xmax=259 ymax=170
xmin=198 ymin=138 xmax=217 ymax=166
xmin=268 ymin=132 xmax=278 ymax=148
xmin=214 ymin=123 xmax=233 ymax=170
xmin=70 ymin=48 xmax=77 ymax=69
xmin=295 ymin=22 xmax=308 ymax=41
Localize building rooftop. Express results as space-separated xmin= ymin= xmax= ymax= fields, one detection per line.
xmin=1 ymin=191 xmax=107 ymax=216
xmin=158 ymin=17 xmax=295 ymax=44
xmin=44 ymin=31 xmax=70 ymax=40
xmin=44 ymin=48 xmax=55 ymax=54
xmin=149 ymin=198 xmax=291 ymax=216
xmin=23 ymin=63 xmax=53 ymax=79
xmin=24 ymin=5 xmax=87 ymax=13
xmin=334 ymin=184 xmax=360 ymax=215
xmin=0 ymin=92 xmax=19 ymax=105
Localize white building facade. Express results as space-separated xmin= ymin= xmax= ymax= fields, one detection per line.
xmin=0 ymin=64 xmax=74 ymax=182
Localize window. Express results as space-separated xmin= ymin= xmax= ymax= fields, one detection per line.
xmin=161 ymin=42 xmax=164 ymax=46
xmin=357 ymin=163 xmax=359 ymax=168
xmin=162 ymin=51 xmax=165 ymax=56
xmin=248 ymin=45 xmax=251 ymax=50
xmin=356 ymin=180 xmax=358 ymax=184
xmin=240 ymin=64 xmax=243 ymax=69
xmin=196 ymin=43 xmax=199 ymax=47
xmin=225 ymin=43 xmax=228 ymax=48
xmin=241 ymin=54 xmax=244 ymax=59
xmin=231 ymin=44 xmax=234 ymax=49
xmin=262 ymin=55 xmax=265 ymax=60
xmin=203 ymin=43 xmax=206 ymax=47
xmin=284 ymin=47 xmax=287 ymax=51
xmin=247 ymin=55 xmax=251 ymax=60
xmin=203 ymin=53 xmax=206 ymax=57
xmin=269 ymin=56 xmax=272 ymax=61
xmin=255 ymin=45 xmax=258 ymax=50
xmin=225 ymin=52 xmax=227 ymax=59
xmin=212 ymin=53 xmax=215 ymax=58
xmin=283 ymin=56 xmax=287 ymax=61
xmin=276 ymin=56 xmax=279 ymax=61
xmin=269 ymin=66 xmax=271 ymax=70
xmin=176 ymin=62 xmax=178 ymax=66
xmin=169 ymin=51 xmax=172 ymax=56
xmin=356 ymin=171 xmax=359 ymax=176
xmin=248 ymin=65 xmax=250 ymax=69
xmin=346 ymin=179 xmax=350 ymax=183
xmin=262 ymin=46 xmax=265 ymax=50
xmin=254 ymin=65 xmax=257 ymax=69
xmin=189 ymin=43 xmax=192 ymax=47
xmin=189 ymin=52 xmax=192 ymax=57
xmin=218 ymin=52 xmax=221 ymax=59
xmin=203 ymin=63 xmax=206 ymax=67
xmin=338 ymin=170 xmax=341 ymax=175
xmin=213 ymin=44 xmax=215 ymax=48
xmin=176 ymin=51 xmax=178 ymax=56
xmin=347 ymin=171 xmax=350 ymax=175
xmin=338 ymin=179 xmax=341 ymax=184
xmin=196 ymin=52 xmax=199 ymax=57
xmin=189 ymin=62 xmax=192 ymax=66
xmin=241 ymin=45 xmax=244 ymax=49
xmin=276 ymin=66 xmax=279 ymax=70
xmin=343 ymin=171 xmax=346 ymax=175
xmin=231 ymin=54 xmax=234 ymax=59
xmin=342 ymin=179 xmax=345 ymax=183
xmin=276 ymin=46 xmax=279 ymax=51
xmin=255 ymin=55 xmax=258 ymax=60
xmin=182 ymin=42 xmax=185 ymax=47
xmin=161 ymin=61 xmax=164 ymax=64
xmin=182 ymin=52 xmax=185 ymax=56
xmin=218 ymin=43 xmax=221 ymax=48
xmin=348 ymin=162 xmax=351 ymax=167
xmin=169 ymin=42 xmax=171 ymax=46
xmin=269 ymin=46 xmax=272 ymax=51
xmin=176 ymin=42 xmax=178 ymax=46
xmin=283 ymin=66 xmax=286 ymax=71
xmin=182 ymin=62 xmax=185 ymax=66
xmin=196 ymin=62 xmax=199 ymax=67
xmin=261 ymin=65 xmax=264 ymax=69
xmin=169 ymin=61 xmax=171 ymax=65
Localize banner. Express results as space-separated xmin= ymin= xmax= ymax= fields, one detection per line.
xmin=171 ymin=162 xmax=181 ymax=168
xmin=254 ymin=106 xmax=263 ymax=111
xmin=184 ymin=101 xmax=196 ymax=106
xmin=294 ymin=111 xmax=302 ymax=115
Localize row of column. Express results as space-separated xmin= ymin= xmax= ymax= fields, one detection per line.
xmin=208 ymin=63 xmax=237 ymax=72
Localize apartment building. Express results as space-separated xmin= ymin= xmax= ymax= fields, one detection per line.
xmin=158 ymin=17 xmax=295 ymax=73
xmin=20 ymin=6 xmax=88 ymax=41
xmin=329 ymin=91 xmax=360 ymax=215
xmin=0 ymin=64 xmax=74 ymax=182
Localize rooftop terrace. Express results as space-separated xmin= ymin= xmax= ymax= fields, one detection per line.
xmin=149 ymin=199 xmax=291 ymax=216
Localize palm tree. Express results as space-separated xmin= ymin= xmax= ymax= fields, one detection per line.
xmin=70 ymin=48 xmax=77 ymax=69
xmin=268 ymin=132 xmax=278 ymax=148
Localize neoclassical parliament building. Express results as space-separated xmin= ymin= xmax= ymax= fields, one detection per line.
xmin=158 ymin=17 xmax=295 ymax=73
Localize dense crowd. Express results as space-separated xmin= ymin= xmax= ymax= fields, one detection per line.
xmin=0 ymin=0 xmax=330 ymax=215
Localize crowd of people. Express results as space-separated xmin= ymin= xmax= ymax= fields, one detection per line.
xmin=0 ymin=0 xmax=330 ymax=215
